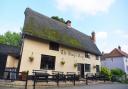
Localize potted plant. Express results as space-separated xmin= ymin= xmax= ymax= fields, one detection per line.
xmin=74 ymin=63 xmax=77 ymax=68
xmin=29 ymin=56 xmax=34 ymax=62
xmin=29 ymin=52 xmax=34 ymax=62
xmin=93 ymin=65 xmax=96 ymax=68
xmin=60 ymin=61 xmax=65 ymax=65
xmin=21 ymin=71 xmax=28 ymax=80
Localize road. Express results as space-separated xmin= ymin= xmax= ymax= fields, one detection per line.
xmin=0 ymin=83 xmax=127 ymax=89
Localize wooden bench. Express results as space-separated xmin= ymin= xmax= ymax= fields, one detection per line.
xmin=66 ymin=72 xmax=80 ymax=81
xmin=33 ymin=71 xmax=81 ymax=89
xmin=51 ymin=71 xmax=65 ymax=81
xmin=95 ymin=73 xmax=108 ymax=82
xmin=86 ymin=73 xmax=95 ymax=80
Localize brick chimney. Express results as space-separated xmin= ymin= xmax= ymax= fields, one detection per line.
xmin=65 ymin=20 xmax=71 ymax=28
xmin=118 ymin=46 xmax=121 ymax=50
xmin=91 ymin=31 xmax=96 ymax=43
xmin=102 ymin=51 xmax=104 ymax=55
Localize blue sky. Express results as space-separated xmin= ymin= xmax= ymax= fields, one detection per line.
xmin=0 ymin=0 xmax=128 ymax=53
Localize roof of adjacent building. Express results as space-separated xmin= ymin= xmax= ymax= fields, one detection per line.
xmin=0 ymin=44 xmax=20 ymax=57
xmin=23 ymin=8 xmax=101 ymax=55
xmin=101 ymin=48 xmax=128 ymax=60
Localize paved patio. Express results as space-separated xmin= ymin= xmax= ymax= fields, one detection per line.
xmin=0 ymin=83 xmax=127 ymax=89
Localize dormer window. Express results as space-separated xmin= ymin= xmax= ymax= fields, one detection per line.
xmin=49 ymin=42 xmax=59 ymax=51
xmin=85 ymin=52 xmax=90 ymax=58
xmin=96 ymin=56 xmax=99 ymax=60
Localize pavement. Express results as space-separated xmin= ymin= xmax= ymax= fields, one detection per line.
xmin=0 ymin=83 xmax=127 ymax=89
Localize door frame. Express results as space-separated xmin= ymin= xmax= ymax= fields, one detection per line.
xmin=78 ymin=63 xmax=85 ymax=78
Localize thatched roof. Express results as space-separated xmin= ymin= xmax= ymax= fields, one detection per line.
xmin=23 ymin=8 xmax=101 ymax=55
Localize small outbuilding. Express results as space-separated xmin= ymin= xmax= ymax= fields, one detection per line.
xmin=0 ymin=44 xmax=20 ymax=78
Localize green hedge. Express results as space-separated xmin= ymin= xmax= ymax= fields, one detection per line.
xmin=100 ymin=67 xmax=112 ymax=80
xmin=111 ymin=68 xmax=125 ymax=77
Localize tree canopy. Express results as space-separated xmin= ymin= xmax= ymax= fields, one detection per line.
xmin=51 ymin=16 xmax=66 ymax=23
xmin=0 ymin=31 xmax=21 ymax=47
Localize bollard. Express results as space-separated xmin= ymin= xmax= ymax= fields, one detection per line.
xmin=86 ymin=74 xmax=88 ymax=85
xmin=73 ymin=74 xmax=76 ymax=86
xmin=33 ymin=72 xmax=36 ymax=89
xmin=104 ymin=75 xmax=106 ymax=82
xmin=56 ymin=73 xmax=59 ymax=87
xmin=25 ymin=71 xmax=29 ymax=89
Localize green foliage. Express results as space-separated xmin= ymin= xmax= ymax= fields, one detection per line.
xmin=51 ymin=16 xmax=66 ymax=23
xmin=0 ymin=31 xmax=21 ymax=47
xmin=100 ymin=67 xmax=112 ymax=80
xmin=121 ymin=80 xmax=128 ymax=84
xmin=111 ymin=68 xmax=125 ymax=77
xmin=60 ymin=61 xmax=65 ymax=65
xmin=0 ymin=35 xmax=6 ymax=43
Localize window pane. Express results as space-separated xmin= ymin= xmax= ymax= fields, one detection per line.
xmin=96 ymin=56 xmax=99 ymax=60
xmin=85 ymin=52 xmax=90 ymax=58
xmin=85 ymin=64 xmax=90 ymax=72
xmin=96 ymin=65 xmax=99 ymax=72
xmin=40 ymin=55 xmax=55 ymax=70
xmin=77 ymin=63 xmax=81 ymax=71
xmin=49 ymin=42 xmax=59 ymax=51
xmin=127 ymin=66 xmax=128 ymax=72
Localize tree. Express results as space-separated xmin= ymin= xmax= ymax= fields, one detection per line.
xmin=0 ymin=31 xmax=21 ymax=47
xmin=51 ymin=16 xmax=66 ymax=23
xmin=0 ymin=35 xmax=6 ymax=43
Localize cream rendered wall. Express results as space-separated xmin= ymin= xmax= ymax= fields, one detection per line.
xmin=6 ymin=55 xmax=18 ymax=68
xmin=20 ymin=38 xmax=101 ymax=75
xmin=85 ymin=54 xmax=101 ymax=74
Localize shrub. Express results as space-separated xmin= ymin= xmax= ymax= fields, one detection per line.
xmin=100 ymin=67 xmax=112 ymax=80
xmin=111 ymin=68 xmax=125 ymax=77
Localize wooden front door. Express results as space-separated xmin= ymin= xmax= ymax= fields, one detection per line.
xmin=80 ymin=64 xmax=85 ymax=78
xmin=78 ymin=63 xmax=85 ymax=78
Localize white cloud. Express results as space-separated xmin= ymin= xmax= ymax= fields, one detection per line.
xmin=96 ymin=31 xmax=109 ymax=53
xmin=96 ymin=31 xmax=108 ymax=40
xmin=96 ymin=29 xmax=128 ymax=53
xmin=55 ymin=0 xmax=115 ymax=15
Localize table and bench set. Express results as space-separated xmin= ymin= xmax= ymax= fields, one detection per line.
xmin=3 ymin=70 xmax=108 ymax=89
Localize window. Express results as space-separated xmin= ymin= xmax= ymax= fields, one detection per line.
xmin=96 ymin=56 xmax=99 ymax=60
xmin=126 ymin=58 xmax=128 ymax=62
xmin=96 ymin=65 xmax=100 ymax=72
xmin=77 ymin=63 xmax=81 ymax=71
xmin=49 ymin=42 xmax=59 ymax=51
xmin=40 ymin=55 xmax=55 ymax=70
xmin=85 ymin=64 xmax=91 ymax=72
xmin=111 ymin=58 xmax=113 ymax=62
xmin=127 ymin=66 xmax=128 ymax=72
xmin=85 ymin=52 xmax=90 ymax=58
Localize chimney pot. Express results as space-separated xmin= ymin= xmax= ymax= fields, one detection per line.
xmin=102 ymin=51 xmax=104 ymax=55
xmin=91 ymin=31 xmax=96 ymax=43
xmin=66 ymin=20 xmax=71 ymax=28
xmin=118 ymin=46 xmax=121 ymax=50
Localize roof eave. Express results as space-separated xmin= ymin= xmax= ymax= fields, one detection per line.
xmin=24 ymin=33 xmax=101 ymax=56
